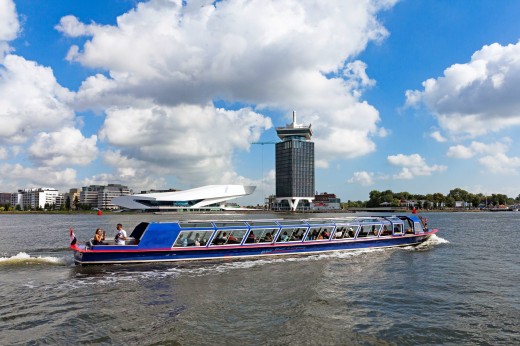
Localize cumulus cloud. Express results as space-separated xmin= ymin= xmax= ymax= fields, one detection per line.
xmin=0 ymin=0 xmax=19 ymax=58
xmin=430 ymin=130 xmax=447 ymax=142
xmin=387 ymin=153 xmax=447 ymax=179
xmin=58 ymin=0 xmax=396 ymax=169
xmin=0 ymin=55 xmax=75 ymax=143
xmin=479 ymin=153 xmax=520 ymax=174
xmin=347 ymin=171 xmax=375 ymax=186
xmin=0 ymin=146 xmax=7 ymax=160
xmin=0 ymin=163 xmax=77 ymax=189
xmin=28 ymin=127 xmax=98 ymax=166
xmin=446 ymin=140 xmax=509 ymax=159
xmin=406 ymin=41 xmax=520 ymax=137
xmin=97 ymin=104 xmax=271 ymax=187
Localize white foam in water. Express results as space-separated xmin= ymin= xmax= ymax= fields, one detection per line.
xmin=403 ymin=233 xmax=449 ymax=251
xmin=0 ymin=252 xmax=69 ymax=266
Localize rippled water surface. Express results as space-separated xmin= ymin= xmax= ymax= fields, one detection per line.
xmin=1 ymin=212 xmax=519 ymax=345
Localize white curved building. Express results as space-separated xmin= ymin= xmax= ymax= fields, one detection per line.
xmin=112 ymin=185 xmax=256 ymax=211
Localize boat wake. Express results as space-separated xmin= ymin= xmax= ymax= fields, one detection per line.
xmin=403 ymin=234 xmax=449 ymax=251
xmin=0 ymin=252 xmax=72 ymax=267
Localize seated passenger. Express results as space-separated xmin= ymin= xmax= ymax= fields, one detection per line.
xmin=335 ymin=228 xmax=343 ymax=238
xmin=381 ymin=226 xmax=391 ymax=236
xmin=280 ymin=231 xmax=289 ymax=242
xmin=228 ymin=234 xmax=240 ymax=244
xmin=177 ymin=234 xmax=188 ymax=246
xmin=323 ymin=230 xmax=330 ymax=239
xmin=264 ymin=232 xmax=273 ymax=242
xmin=194 ymin=233 xmax=201 ymax=246
xmin=246 ymin=231 xmax=255 ymax=243
xmin=216 ymin=232 xmax=227 ymax=245
xmin=92 ymin=228 xmax=106 ymax=245
xmin=346 ymin=227 xmax=354 ymax=238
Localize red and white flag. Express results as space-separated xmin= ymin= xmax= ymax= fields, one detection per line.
xmin=70 ymin=228 xmax=77 ymax=246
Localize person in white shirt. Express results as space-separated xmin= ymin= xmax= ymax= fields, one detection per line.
xmin=114 ymin=223 xmax=127 ymax=245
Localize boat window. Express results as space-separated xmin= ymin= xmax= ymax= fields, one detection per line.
xmin=307 ymin=220 xmax=334 ymax=225
xmin=380 ymin=222 xmax=392 ymax=236
xmin=243 ymin=228 xmax=279 ymax=244
xmin=357 ymin=224 xmax=380 ymax=238
xmin=173 ymin=230 xmax=214 ymax=247
xmin=179 ymin=222 xmax=214 ymax=229
xmin=247 ymin=221 xmax=279 ymax=227
xmin=334 ymin=225 xmax=358 ymax=239
xmin=414 ymin=222 xmax=424 ymax=233
xmin=213 ymin=221 xmax=247 ymax=227
xmin=277 ymin=220 xmax=308 ymax=225
xmin=210 ymin=229 xmax=248 ymax=245
xmin=305 ymin=226 xmax=334 ymax=241
xmin=275 ymin=227 xmax=308 ymax=242
xmin=392 ymin=224 xmax=404 ymax=235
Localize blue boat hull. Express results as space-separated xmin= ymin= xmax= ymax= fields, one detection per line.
xmin=73 ymin=234 xmax=432 ymax=265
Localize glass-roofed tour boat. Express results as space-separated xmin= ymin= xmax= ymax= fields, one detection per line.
xmin=70 ymin=215 xmax=436 ymax=265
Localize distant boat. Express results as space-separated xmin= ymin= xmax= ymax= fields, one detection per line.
xmin=70 ymin=215 xmax=437 ymax=265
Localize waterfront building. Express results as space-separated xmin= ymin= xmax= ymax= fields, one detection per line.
xmin=11 ymin=188 xmax=62 ymax=210
xmin=275 ymin=111 xmax=314 ymax=211
xmin=80 ymin=184 xmax=131 ymax=210
xmin=312 ymin=192 xmax=341 ymax=210
xmin=112 ymin=185 xmax=255 ymax=211
xmin=64 ymin=188 xmax=81 ymax=209
xmin=0 ymin=192 xmax=11 ymax=206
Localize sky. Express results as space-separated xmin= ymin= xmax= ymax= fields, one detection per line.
xmin=1 ymin=0 xmax=520 ymax=205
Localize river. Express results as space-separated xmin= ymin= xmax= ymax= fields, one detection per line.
xmin=0 ymin=212 xmax=519 ymax=345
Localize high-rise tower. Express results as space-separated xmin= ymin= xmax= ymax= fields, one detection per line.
xmin=275 ymin=111 xmax=314 ymax=211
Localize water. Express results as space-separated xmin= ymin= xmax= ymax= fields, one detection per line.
xmin=0 ymin=212 xmax=519 ymax=345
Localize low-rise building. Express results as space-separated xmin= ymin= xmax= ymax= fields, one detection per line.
xmin=80 ymin=184 xmax=132 ymax=210
xmin=312 ymin=192 xmax=341 ymax=210
xmin=11 ymin=188 xmax=63 ymax=209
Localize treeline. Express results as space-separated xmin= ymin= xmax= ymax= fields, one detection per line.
xmin=343 ymin=188 xmax=520 ymax=209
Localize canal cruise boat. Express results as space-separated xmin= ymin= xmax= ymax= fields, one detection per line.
xmin=70 ymin=215 xmax=436 ymax=265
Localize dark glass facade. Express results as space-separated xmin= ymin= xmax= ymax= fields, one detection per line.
xmin=275 ymin=139 xmax=315 ymax=198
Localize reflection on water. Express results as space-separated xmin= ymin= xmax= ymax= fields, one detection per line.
xmin=0 ymin=212 xmax=519 ymax=344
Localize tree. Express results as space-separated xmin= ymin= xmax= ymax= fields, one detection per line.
xmin=73 ymin=196 xmax=79 ymax=210
xmin=65 ymin=196 xmax=71 ymax=210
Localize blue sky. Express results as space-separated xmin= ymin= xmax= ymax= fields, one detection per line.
xmin=1 ymin=0 xmax=520 ymax=205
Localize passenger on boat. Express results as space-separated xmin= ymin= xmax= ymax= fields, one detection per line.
xmin=381 ymin=226 xmax=391 ymax=236
xmin=347 ymin=228 xmax=355 ymax=238
xmin=114 ymin=224 xmax=127 ymax=245
xmin=264 ymin=232 xmax=273 ymax=242
xmin=227 ymin=233 xmax=240 ymax=244
xmin=216 ymin=232 xmax=227 ymax=245
xmin=177 ymin=234 xmax=188 ymax=246
xmin=280 ymin=231 xmax=289 ymax=242
xmin=194 ymin=233 xmax=201 ymax=246
xmin=92 ymin=228 xmax=106 ymax=245
xmin=372 ymin=225 xmax=379 ymax=236
xmin=322 ymin=230 xmax=330 ymax=239
xmin=335 ymin=228 xmax=343 ymax=238
xmin=246 ymin=231 xmax=256 ymax=243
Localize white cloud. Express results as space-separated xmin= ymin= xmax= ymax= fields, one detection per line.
xmin=479 ymin=153 xmax=520 ymax=174
xmin=28 ymin=127 xmax=98 ymax=166
xmin=59 ymin=0 xmax=397 ymax=167
xmin=97 ymin=104 xmax=272 ymax=187
xmin=347 ymin=171 xmax=374 ymax=186
xmin=0 ymin=0 xmax=19 ymax=41
xmin=446 ymin=145 xmax=474 ymax=159
xmin=0 ymin=146 xmax=7 ymax=159
xmin=430 ymin=130 xmax=447 ymax=142
xmin=446 ymin=140 xmax=509 ymax=159
xmin=0 ymin=55 xmax=75 ymax=143
xmin=405 ymin=41 xmax=520 ymax=137
xmin=387 ymin=153 xmax=447 ymax=179
xmin=0 ymin=163 xmax=77 ymax=189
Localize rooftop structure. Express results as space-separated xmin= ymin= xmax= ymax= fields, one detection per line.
xmin=112 ymin=184 xmax=256 ymax=211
